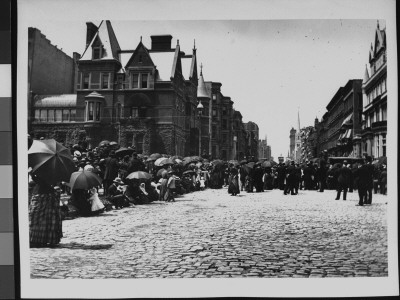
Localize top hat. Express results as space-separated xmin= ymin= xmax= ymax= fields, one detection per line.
xmin=113 ymin=177 xmax=124 ymax=185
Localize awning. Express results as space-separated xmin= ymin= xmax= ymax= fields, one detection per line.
xmin=344 ymin=129 xmax=353 ymax=139
xmin=341 ymin=113 xmax=353 ymax=127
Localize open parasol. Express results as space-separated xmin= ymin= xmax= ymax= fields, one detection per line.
xmin=98 ymin=140 xmax=110 ymax=147
xmin=126 ymin=171 xmax=152 ymax=180
xmin=28 ymin=139 xmax=75 ymax=186
xmin=115 ymin=147 xmax=134 ymax=158
xmin=68 ymin=170 xmax=102 ymax=190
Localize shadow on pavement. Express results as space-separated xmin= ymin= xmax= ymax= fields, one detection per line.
xmin=53 ymin=243 xmax=114 ymax=250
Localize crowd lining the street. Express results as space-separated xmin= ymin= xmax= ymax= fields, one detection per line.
xmin=28 ymin=138 xmax=387 ymax=248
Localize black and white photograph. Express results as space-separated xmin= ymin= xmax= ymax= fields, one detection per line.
xmin=17 ymin=0 xmax=398 ymax=298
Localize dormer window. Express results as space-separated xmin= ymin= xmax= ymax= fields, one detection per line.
xmin=131 ymin=72 xmax=150 ymax=89
xmin=93 ymin=46 xmax=102 ymax=59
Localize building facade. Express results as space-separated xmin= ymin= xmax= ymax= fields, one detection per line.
xmin=312 ymin=79 xmax=363 ymax=157
xmin=30 ymin=20 xmax=260 ymax=158
xmin=360 ymin=21 xmax=387 ymax=159
xmin=28 ymin=27 xmax=80 ymax=131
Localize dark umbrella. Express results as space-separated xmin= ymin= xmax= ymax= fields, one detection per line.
xmin=68 ymin=170 xmax=102 ymax=190
xmin=246 ymin=162 xmax=255 ymax=168
xmin=157 ymin=168 xmax=168 ymax=177
xmin=154 ymin=157 xmax=168 ymax=166
xmin=99 ymin=140 xmax=110 ymax=147
xmin=115 ymin=147 xmax=135 ymax=158
xmin=126 ymin=171 xmax=152 ymax=180
xmin=28 ymin=139 xmax=75 ymax=186
xmin=242 ymin=164 xmax=252 ymax=174
xmin=212 ymin=159 xmax=224 ymax=166
xmin=183 ymin=170 xmax=196 ymax=175
xmin=262 ymin=161 xmax=272 ymax=168
xmin=240 ymin=159 xmax=248 ymax=165
xmin=109 ymin=141 xmax=118 ymax=146
xmin=147 ymin=153 xmax=162 ymax=162
xmin=159 ymin=158 xmax=175 ymax=166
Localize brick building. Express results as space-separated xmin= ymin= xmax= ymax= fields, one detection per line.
xmin=28 ymin=27 xmax=80 ymax=131
xmin=312 ymin=79 xmax=363 ymax=157
xmin=243 ymin=121 xmax=259 ymax=160
xmin=360 ymin=21 xmax=387 ymax=158
xmin=30 ymin=20 xmax=259 ymax=158
xmin=31 ymin=20 xmax=200 ymax=155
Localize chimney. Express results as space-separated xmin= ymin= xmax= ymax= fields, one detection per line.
xmin=86 ymin=22 xmax=98 ymax=48
xmin=151 ymin=35 xmax=173 ymax=51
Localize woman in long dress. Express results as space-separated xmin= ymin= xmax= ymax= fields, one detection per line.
xmin=29 ymin=174 xmax=63 ymax=247
xmin=228 ymin=167 xmax=240 ymax=196
xmin=88 ymin=187 xmax=105 ymax=214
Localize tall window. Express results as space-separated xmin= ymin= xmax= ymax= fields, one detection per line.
xmin=212 ymin=94 xmax=216 ymax=101
xmin=93 ymin=47 xmax=101 ymax=59
xmin=382 ymin=134 xmax=386 ymax=157
xmin=130 ymin=107 xmax=138 ymax=118
xmin=40 ymin=110 xmax=47 ymax=122
xmin=48 ymin=110 xmax=54 ymax=122
xmin=55 ymin=110 xmax=62 ymax=122
xmin=70 ymin=109 xmax=76 ymax=122
xmin=141 ymin=74 xmax=148 ymax=88
xmin=132 ymin=74 xmax=139 ymax=89
xmin=85 ymin=101 xmax=102 ymax=122
xmin=62 ymin=109 xmax=70 ymax=122
xmin=95 ymin=103 xmax=101 ymax=121
xmin=222 ymin=106 xmax=227 ymax=116
xmin=382 ymin=105 xmax=387 ymax=121
xmin=88 ymin=102 xmax=94 ymax=121
xmin=102 ymin=73 xmax=109 ymax=89
xmin=83 ymin=73 xmax=90 ymax=89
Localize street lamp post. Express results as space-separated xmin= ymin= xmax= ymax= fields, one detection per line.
xmin=197 ymin=100 xmax=204 ymax=156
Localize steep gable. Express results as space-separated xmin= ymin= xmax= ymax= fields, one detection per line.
xmin=80 ymin=20 xmax=121 ymax=61
xmin=125 ymin=41 xmax=155 ymax=69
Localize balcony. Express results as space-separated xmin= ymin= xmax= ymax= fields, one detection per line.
xmin=361 ymin=127 xmax=373 ymax=137
xmin=371 ymin=120 xmax=387 ymax=131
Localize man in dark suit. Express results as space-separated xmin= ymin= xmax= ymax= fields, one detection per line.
xmin=364 ymin=156 xmax=375 ymax=204
xmin=354 ymin=159 xmax=369 ymax=206
xmin=102 ymin=150 xmax=119 ymax=195
xmin=127 ymin=152 xmax=145 ymax=174
xmin=284 ymin=161 xmax=297 ymax=195
xmin=335 ymin=161 xmax=353 ymax=200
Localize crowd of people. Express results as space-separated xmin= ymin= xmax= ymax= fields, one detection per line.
xmin=28 ymin=138 xmax=387 ymax=248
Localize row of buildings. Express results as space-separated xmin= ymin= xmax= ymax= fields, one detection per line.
xmin=290 ymin=21 xmax=387 ymax=162
xmin=28 ymin=21 xmax=259 ymax=160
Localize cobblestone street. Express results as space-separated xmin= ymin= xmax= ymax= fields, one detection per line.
xmin=30 ymin=188 xmax=388 ymax=279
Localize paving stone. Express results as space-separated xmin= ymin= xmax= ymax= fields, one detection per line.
xmin=29 ymin=189 xmax=389 ymax=279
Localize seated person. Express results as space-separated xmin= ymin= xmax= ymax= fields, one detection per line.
xmin=107 ymin=177 xmax=129 ymax=209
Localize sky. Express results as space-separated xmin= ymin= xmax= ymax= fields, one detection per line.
xmin=20 ymin=1 xmax=386 ymax=159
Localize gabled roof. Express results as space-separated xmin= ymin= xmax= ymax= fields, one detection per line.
xmin=124 ymin=41 xmax=154 ymax=69
xmin=80 ymin=20 xmax=121 ymax=61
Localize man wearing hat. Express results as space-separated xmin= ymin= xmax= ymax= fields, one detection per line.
xmin=364 ymin=156 xmax=375 ymax=204
xmin=108 ymin=177 xmax=126 ymax=209
xmin=102 ymin=150 xmax=119 ymax=196
xmin=127 ymin=152 xmax=145 ymax=174
xmin=335 ymin=160 xmax=353 ymax=200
